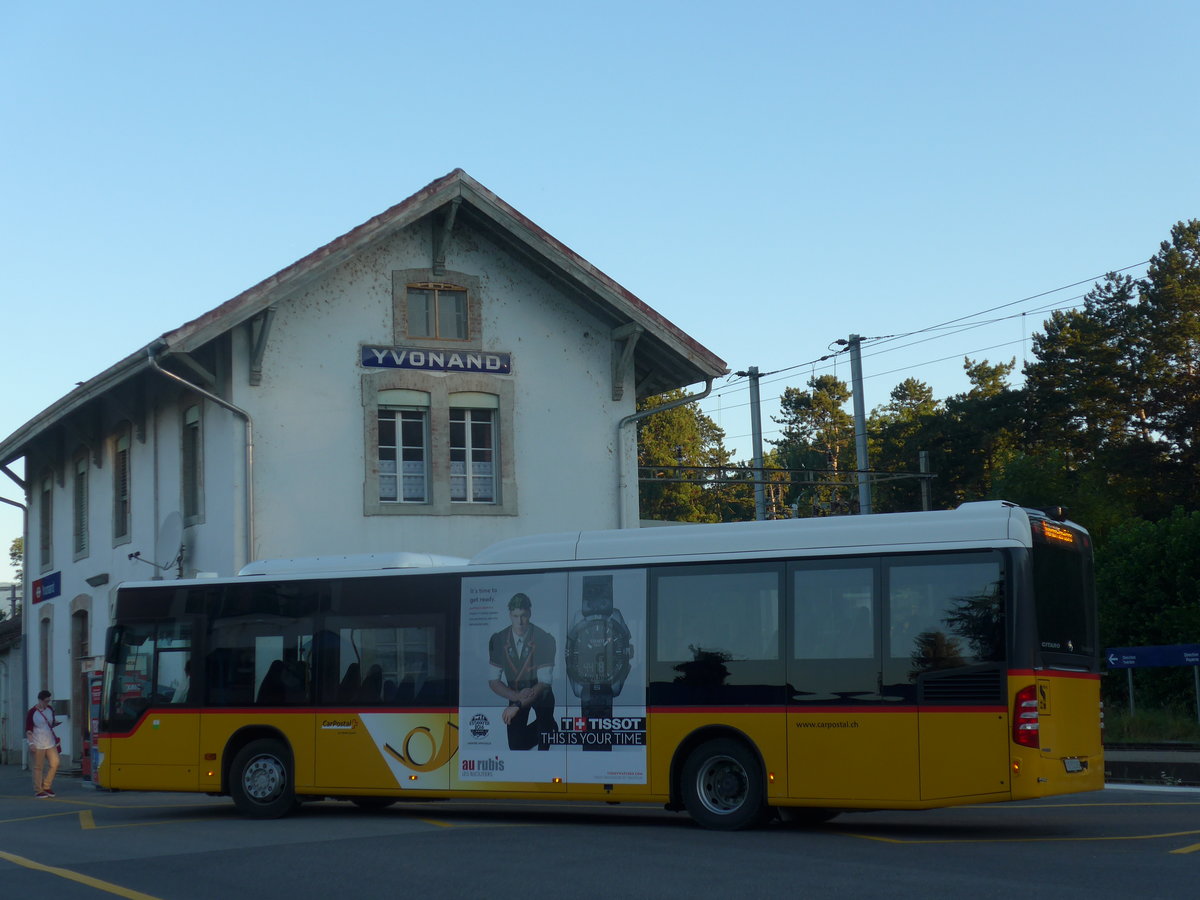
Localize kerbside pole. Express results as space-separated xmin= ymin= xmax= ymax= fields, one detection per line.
xmin=848 ymin=335 xmax=871 ymax=515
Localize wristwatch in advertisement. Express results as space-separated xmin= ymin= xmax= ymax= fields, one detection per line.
xmin=566 ymin=575 xmax=633 ymax=736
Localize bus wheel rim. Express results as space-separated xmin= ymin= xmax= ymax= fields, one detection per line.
xmin=244 ymin=755 xmax=286 ymax=802
xmin=696 ymin=754 xmax=747 ymax=815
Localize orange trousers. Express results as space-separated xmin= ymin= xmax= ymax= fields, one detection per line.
xmin=30 ymin=746 xmax=59 ymax=793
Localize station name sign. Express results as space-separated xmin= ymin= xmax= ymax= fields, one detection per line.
xmin=361 ymin=346 xmax=511 ymax=374
xmin=32 ymin=571 xmax=61 ymax=604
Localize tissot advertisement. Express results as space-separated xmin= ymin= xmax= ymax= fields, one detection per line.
xmin=457 ymin=569 xmax=646 ymax=787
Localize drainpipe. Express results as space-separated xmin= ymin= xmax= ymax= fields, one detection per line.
xmin=0 ymin=490 xmax=28 ymax=769
xmin=146 ymin=348 xmax=255 ymax=570
xmin=0 ymin=658 xmax=8 ymax=764
xmin=616 ymin=377 xmax=714 ymax=529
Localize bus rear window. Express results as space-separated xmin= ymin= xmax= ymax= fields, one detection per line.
xmin=1031 ymin=539 xmax=1095 ymax=658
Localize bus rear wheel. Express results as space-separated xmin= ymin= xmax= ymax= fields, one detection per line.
xmin=681 ymin=739 xmax=767 ymax=830
xmin=230 ymin=738 xmax=296 ymax=819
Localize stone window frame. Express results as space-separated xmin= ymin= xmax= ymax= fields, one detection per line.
xmin=112 ymin=424 xmax=132 ymax=547
xmin=181 ymin=400 xmax=205 ymax=527
xmin=363 ymin=368 xmax=516 ymax=518
xmin=392 ymin=269 xmax=483 ymax=350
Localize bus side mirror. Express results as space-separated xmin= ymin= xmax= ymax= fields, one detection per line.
xmin=104 ymin=626 xmax=123 ymax=664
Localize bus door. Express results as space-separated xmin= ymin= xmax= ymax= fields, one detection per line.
xmin=314 ymin=614 xmax=454 ymax=793
xmin=103 ymin=621 xmax=201 ymax=791
xmin=886 ymin=553 xmax=1010 ymax=801
xmin=787 ymin=560 xmax=920 ymax=803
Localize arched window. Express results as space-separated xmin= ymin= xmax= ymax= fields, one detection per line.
xmin=182 ymin=403 xmax=204 ymax=523
xmin=377 ymin=390 xmax=430 ymax=503
xmin=39 ymin=613 xmax=52 ymax=695
xmin=112 ymin=425 xmax=132 ymax=542
xmin=364 ymin=371 xmax=514 ymax=516
xmin=38 ymin=471 xmax=53 ymax=571
xmin=73 ymin=455 xmax=89 ymax=559
xmin=449 ymin=392 xmax=498 ymax=504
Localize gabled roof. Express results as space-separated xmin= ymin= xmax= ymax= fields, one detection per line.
xmin=0 ymin=169 xmax=727 ymax=468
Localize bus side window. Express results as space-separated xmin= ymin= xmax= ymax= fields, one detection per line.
xmin=793 ymin=566 xmax=874 ymax=661
xmin=885 ymin=554 xmax=1005 ymax=681
xmin=649 ymin=563 xmax=785 ymax=705
xmin=208 ymin=580 xmax=322 ymax=707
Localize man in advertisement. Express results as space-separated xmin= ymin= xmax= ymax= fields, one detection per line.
xmin=488 ymin=592 xmax=557 ymax=750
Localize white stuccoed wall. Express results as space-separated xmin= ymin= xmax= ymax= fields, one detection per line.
xmin=207 ymin=218 xmax=636 ymax=567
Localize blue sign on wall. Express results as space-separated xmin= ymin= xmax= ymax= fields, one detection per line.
xmin=32 ymin=571 xmax=61 ymax=603
xmin=361 ymin=345 xmax=512 ymax=374
xmin=1105 ymin=644 xmax=1200 ymax=669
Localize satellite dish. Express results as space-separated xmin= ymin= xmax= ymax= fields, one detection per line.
xmin=156 ymin=512 xmax=184 ymax=572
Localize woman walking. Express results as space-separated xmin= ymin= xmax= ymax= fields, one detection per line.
xmin=25 ymin=690 xmax=59 ymax=798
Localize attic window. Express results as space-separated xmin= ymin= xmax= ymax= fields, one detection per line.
xmin=407 ymin=284 xmax=468 ymax=341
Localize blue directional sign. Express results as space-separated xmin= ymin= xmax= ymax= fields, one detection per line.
xmin=1105 ymin=644 xmax=1200 ymax=669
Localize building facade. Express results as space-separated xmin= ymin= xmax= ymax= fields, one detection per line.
xmin=0 ymin=170 xmax=726 ymax=766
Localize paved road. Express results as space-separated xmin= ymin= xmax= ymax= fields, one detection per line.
xmin=2 ymin=768 xmax=1198 ymax=899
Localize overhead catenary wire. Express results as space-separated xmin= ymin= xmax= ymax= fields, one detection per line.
xmin=704 ymin=261 xmax=1148 ymax=403
xmin=698 ymin=259 xmax=1152 ymax=446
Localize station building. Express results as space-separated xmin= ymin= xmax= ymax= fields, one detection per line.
xmin=0 ymin=170 xmax=726 ymax=764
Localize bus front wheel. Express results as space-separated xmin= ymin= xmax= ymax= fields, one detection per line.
xmin=230 ymin=739 xmax=296 ymax=819
xmin=681 ymin=739 xmax=767 ymax=830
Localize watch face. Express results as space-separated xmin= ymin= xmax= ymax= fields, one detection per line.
xmin=567 ymin=619 xmax=630 ymax=684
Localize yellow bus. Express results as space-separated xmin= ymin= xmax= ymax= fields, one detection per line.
xmin=96 ymin=501 xmax=1102 ymax=829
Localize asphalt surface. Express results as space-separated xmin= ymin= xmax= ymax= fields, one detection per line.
xmin=4 ymin=762 xmax=1200 ymax=900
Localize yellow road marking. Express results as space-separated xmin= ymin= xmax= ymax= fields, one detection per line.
xmin=963 ymin=800 xmax=1200 ymax=809
xmin=71 ymin=806 xmax=526 ymax=831
xmin=0 ymin=811 xmax=81 ymax=825
xmin=1170 ymin=842 xmax=1200 ymax=855
xmin=77 ymin=809 xmax=229 ymax=831
xmin=847 ymin=827 xmax=1200 ymax=846
xmin=0 ymin=849 xmax=164 ymax=900
xmin=40 ymin=798 xmax=224 ymax=811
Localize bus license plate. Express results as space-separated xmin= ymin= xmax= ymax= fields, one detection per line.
xmin=1063 ymin=758 xmax=1084 ymax=773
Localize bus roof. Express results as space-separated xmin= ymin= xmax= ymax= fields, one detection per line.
xmin=468 ymin=501 xmax=1053 ymax=567
xmin=237 ymin=552 xmax=469 ymax=576
xmin=114 ymin=502 xmax=1078 ymax=590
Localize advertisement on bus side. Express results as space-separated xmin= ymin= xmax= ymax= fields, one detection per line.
xmin=456 ymin=569 xmax=647 ymax=786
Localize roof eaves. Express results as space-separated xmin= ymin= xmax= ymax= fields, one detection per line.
xmin=454 ymin=174 xmax=727 ymax=379
xmin=163 ymin=170 xmax=469 ymax=354
xmin=1 ymin=169 xmax=728 ymax=465
xmin=0 ymin=344 xmax=156 ymax=467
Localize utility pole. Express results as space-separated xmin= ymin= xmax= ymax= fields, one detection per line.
xmin=738 ymin=366 xmax=767 ymax=521
xmin=847 ymin=335 xmax=871 ymax=515
xmin=919 ymin=450 xmax=932 ymax=511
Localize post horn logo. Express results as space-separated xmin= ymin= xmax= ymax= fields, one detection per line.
xmin=384 ymin=722 xmax=459 ymax=773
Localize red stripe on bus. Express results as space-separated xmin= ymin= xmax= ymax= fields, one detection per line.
xmin=1007 ymin=669 xmax=1100 ymax=680
xmin=96 ymin=706 xmax=458 ymax=738
xmin=647 ymin=705 xmax=1004 ymax=715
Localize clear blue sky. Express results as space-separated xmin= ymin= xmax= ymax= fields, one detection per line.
xmin=2 ymin=1 xmax=1197 ymax=579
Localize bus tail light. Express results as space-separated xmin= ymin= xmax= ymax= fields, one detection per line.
xmin=1013 ymin=685 xmax=1040 ymax=748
